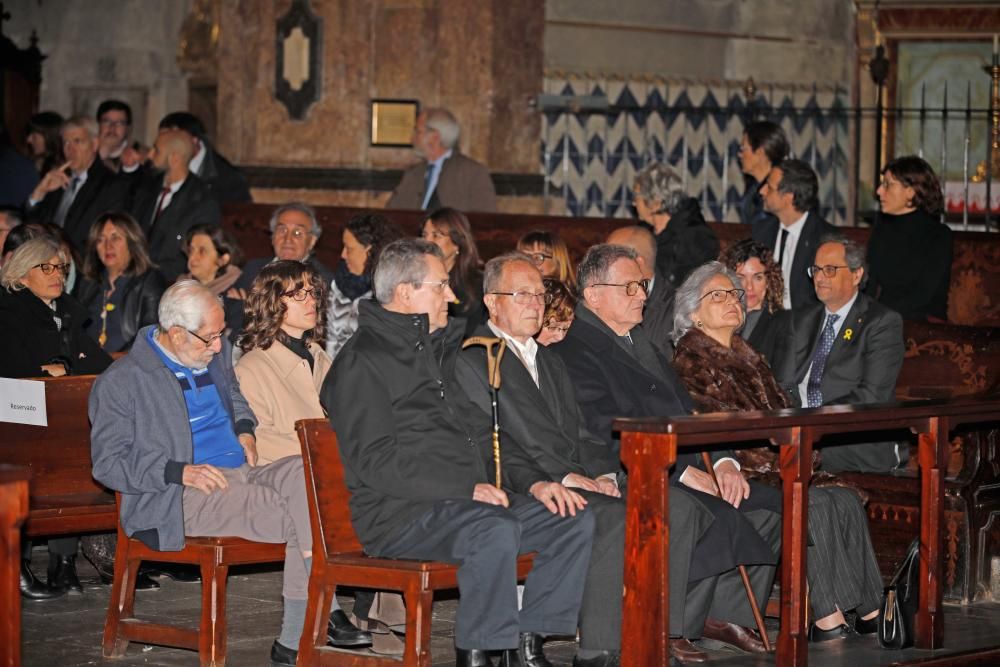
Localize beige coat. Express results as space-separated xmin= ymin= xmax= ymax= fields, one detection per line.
xmin=235 ymin=340 xmax=333 ymax=465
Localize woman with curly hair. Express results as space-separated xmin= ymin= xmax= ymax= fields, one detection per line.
xmin=536 ymin=278 xmax=576 ymax=346
xmin=422 ymin=207 xmax=484 ymax=332
xmin=719 ymin=238 xmax=791 ymax=376
xmin=517 ymin=229 xmax=577 ymax=294
xmin=327 ymin=212 xmax=402 ymax=359
xmin=868 ymin=155 xmax=952 ymax=321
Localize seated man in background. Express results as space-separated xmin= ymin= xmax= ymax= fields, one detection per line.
xmin=234 ymin=202 xmax=334 ymax=293
xmin=780 ymin=235 xmax=906 ymax=472
xmin=322 ymin=239 xmax=594 ymax=667
xmin=158 ymin=111 xmax=252 ymax=204
xmin=89 ymin=281 xmax=331 ymax=667
xmin=554 ymin=244 xmax=780 ymax=662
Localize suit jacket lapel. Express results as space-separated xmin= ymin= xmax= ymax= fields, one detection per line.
xmin=534 ymin=352 xmax=563 ymax=419
xmin=826 ymin=293 xmax=868 ymax=363
xmin=796 ymin=306 xmax=825 ymax=382
xmin=67 ymin=160 xmax=105 ymax=223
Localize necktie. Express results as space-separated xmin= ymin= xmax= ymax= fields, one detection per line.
xmin=151 ymin=186 xmax=172 ymax=228
xmin=776 ymin=228 xmax=789 ymax=266
xmin=805 ymin=313 xmax=840 ymax=408
xmin=421 ymin=163 xmax=435 ymax=209
xmin=54 ymin=176 xmax=81 ymax=228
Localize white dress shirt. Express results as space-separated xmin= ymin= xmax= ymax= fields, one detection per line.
xmin=797 ymin=290 xmax=859 ymax=407
xmin=777 ymin=211 xmax=809 ymax=310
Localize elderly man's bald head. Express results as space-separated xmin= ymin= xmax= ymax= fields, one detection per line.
xmin=606 ymin=225 xmax=656 ymax=279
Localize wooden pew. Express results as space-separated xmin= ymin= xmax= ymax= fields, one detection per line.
xmin=0 ymin=375 xmax=116 ymax=539
xmin=221 ymin=203 xmax=1000 ymax=328
xmin=0 ymin=465 xmax=30 ymax=667
xmin=295 ymin=418 xmax=534 ymax=667
xmin=615 ymin=396 xmax=1000 ymax=667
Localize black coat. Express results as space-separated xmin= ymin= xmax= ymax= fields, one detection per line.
xmin=751 ymin=210 xmax=836 ymax=310
xmin=73 ymin=270 xmax=168 ymax=351
xmin=641 ymin=270 xmax=676 ymax=359
xmin=642 ymin=197 xmax=720 ymax=289
xmin=0 ymin=287 xmax=112 ymax=377
xmin=737 ymin=174 xmax=778 ymax=228
xmin=455 ymin=323 xmax=621 ymax=482
xmin=320 ymin=301 xmax=549 ymax=553
xmin=26 ymin=157 xmax=132 ymax=254
xmin=196 ymin=144 xmax=252 ymax=204
xmin=130 ymin=173 xmax=221 ymax=282
xmin=742 ymin=307 xmax=794 ymax=381
xmin=865 ymin=209 xmax=952 ymax=321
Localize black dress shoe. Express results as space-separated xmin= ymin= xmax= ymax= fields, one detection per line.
xmin=516 ymin=632 xmax=553 ymax=667
xmin=269 ymin=639 xmax=297 ymax=667
xmin=327 ymin=609 xmax=373 ymax=647
xmin=854 ymin=613 xmax=879 ymax=635
xmin=808 ymin=623 xmax=853 ymax=642
xmin=572 ymin=651 xmax=621 ymax=667
xmin=456 ymin=647 xmax=494 ymax=667
xmin=47 ymin=555 xmax=83 ymax=594
xmin=98 ymin=569 xmax=161 ymax=590
xmin=20 ymin=560 xmax=64 ymax=601
xmin=141 ymin=562 xmax=200 ymax=583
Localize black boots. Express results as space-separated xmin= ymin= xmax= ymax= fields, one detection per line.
xmin=327 ymin=609 xmax=374 ymax=647
xmin=47 ymin=554 xmax=83 ymax=595
xmin=456 ymin=633 xmax=553 ymax=667
xmin=20 ymin=560 xmax=63 ymax=601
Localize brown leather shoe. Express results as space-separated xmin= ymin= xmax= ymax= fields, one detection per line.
xmin=701 ymin=618 xmax=768 ymax=653
xmin=668 ymin=638 xmax=708 ymax=664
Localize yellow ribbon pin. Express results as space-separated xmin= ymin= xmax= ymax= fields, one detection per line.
xmin=843 ymin=328 xmax=853 ymax=341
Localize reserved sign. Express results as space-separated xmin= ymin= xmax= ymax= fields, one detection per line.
xmin=0 ymin=378 xmax=48 ymax=427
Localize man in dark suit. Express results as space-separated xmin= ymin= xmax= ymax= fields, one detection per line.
xmin=606 ymin=225 xmax=675 ymax=359
xmin=752 ymin=159 xmax=836 ymax=310
xmin=26 ymin=116 xmax=131 ymax=253
xmin=130 ymin=131 xmax=221 ymax=281
xmin=387 ymin=108 xmax=497 ymax=213
xmin=780 ymin=235 xmax=906 ymax=472
xmin=158 ymin=112 xmax=252 ymax=204
xmin=554 ymin=244 xmax=780 ymax=662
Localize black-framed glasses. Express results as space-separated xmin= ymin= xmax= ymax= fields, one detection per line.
xmin=283 ymin=287 xmax=323 ymax=301
xmin=33 ymin=263 xmax=71 ymax=276
xmin=415 ymin=279 xmax=451 ymax=293
xmin=807 ymin=265 xmax=850 ymax=278
xmin=698 ymin=288 xmax=745 ymax=304
xmin=186 ymin=329 xmax=225 ymax=346
xmin=591 ymin=280 xmax=650 ymax=296
xmin=489 ymin=290 xmax=553 ymax=305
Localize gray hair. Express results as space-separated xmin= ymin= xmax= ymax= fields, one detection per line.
xmin=483 ymin=251 xmax=536 ymax=294
xmin=0 ymin=237 xmax=66 ymax=291
xmin=817 ymin=233 xmax=865 ymax=271
xmin=671 ymin=261 xmax=745 ymax=344
xmin=634 ymin=162 xmax=687 ymax=216
xmin=268 ymin=202 xmax=322 ymax=239
xmin=424 ymin=108 xmax=460 ymax=150
xmin=577 ymin=244 xmax=638 ymax=290
xmin=62 ymin=115 xmax=99 ymax=139
xmin=158 ymin=280 xmax=222 ymax=332
xmin=373 ymin=238 xmax=444 ymax=304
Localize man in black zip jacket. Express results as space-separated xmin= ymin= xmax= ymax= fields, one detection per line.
xmin=321 ymin=239 xmax=595 ymax=667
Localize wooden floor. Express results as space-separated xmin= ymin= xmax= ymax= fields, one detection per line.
xmin=20 ymin=548 xmax=1000 ymax=666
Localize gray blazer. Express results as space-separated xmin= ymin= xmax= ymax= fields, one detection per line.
xmin=90 ymin=325 xmax=256 ymax=551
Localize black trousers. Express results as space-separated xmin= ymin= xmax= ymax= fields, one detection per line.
xmin=372 ymin=495 xmax=595 ymax=651
xmin=575 ymin=491 xmax=625 ymax=651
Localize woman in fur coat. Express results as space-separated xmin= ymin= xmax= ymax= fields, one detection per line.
xmin=671 ymin=261 xmax=883 ymax=643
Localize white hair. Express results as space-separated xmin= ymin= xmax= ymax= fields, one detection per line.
xmin=424 ymin=108 xmax=460 ymax=150
xmin=158 ymin=280 xmax=222 ymax=331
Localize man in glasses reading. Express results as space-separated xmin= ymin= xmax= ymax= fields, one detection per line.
xmin=780 ymin=235 xmax=905 ymax=473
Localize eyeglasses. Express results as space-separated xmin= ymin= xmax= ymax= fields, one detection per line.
xmin=489 ymin=291 xmax=553 ymax=305
xmin=33 ymin=263 xmax=71 ymax=276
xmin=698 ymin=288 xmax=745 ymax=304
xmin=186 ymin=328 xmax=225 ymax=346
xmin=807 ymin=265 xmax=850 ymax=278
xmin=283 ymin=287 xmax=323 ymax=302
xmin=590 ymin=280 xmax=650 ymax=297
xmin=543 ymin=321 xmax=572 ymax=334
xmin=274 ymin=225 xmax=309 ymax=239
xmin=415 ymin=279 xmax=451 ymax=293
xmin=525 ymin=252 xmax=553 ymax=265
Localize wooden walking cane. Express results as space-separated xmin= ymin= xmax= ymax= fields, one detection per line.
xmin=461 ymin=337 xmax=508 ymax=489
xmin=700 ymin=451 xmax=773 ymax=652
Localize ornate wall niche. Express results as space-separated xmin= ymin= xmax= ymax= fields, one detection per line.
xmin=275 ymin=0 xmax=322 ymax=121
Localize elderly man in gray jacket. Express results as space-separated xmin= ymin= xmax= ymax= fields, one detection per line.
xmin=90 ymin=280 xmax=314 ymax=667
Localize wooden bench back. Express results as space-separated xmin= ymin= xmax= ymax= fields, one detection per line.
xmin=897 ymin=321 xmax=1000 ymax=399
xmin=296 ymin=418 xmax=365 ymax=559
xmin=0 ymin=375 xmax=105 ymax=500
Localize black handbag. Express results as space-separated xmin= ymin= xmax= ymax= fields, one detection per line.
xmin=878 ymin=537 xmax=920 ymax=649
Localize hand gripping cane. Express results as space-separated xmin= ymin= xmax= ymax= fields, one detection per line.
xmin=462 ymin=337 xmax=508 ymax=489
xmin=700 ymin=451 xmax=772 ymax=652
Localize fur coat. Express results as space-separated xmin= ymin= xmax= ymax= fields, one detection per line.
xmin=673 ymin=328 xmax=864 ymax=500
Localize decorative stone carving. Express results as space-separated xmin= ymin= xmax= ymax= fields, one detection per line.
xmin=177 ymin=0 xmax=220 ymax=82
xmin=275 ymin=0 xmax=321 ymax=121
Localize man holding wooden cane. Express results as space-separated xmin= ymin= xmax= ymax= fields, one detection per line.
xmin=321 ymin=239 xmax=595 ymax=667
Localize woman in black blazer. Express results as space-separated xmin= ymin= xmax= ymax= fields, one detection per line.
xmin=74 ymin=212 xmax=167 ymax=352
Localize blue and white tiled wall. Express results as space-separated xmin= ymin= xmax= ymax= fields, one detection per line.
xmin=541 ymin=76 xmax=850 ymax=225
